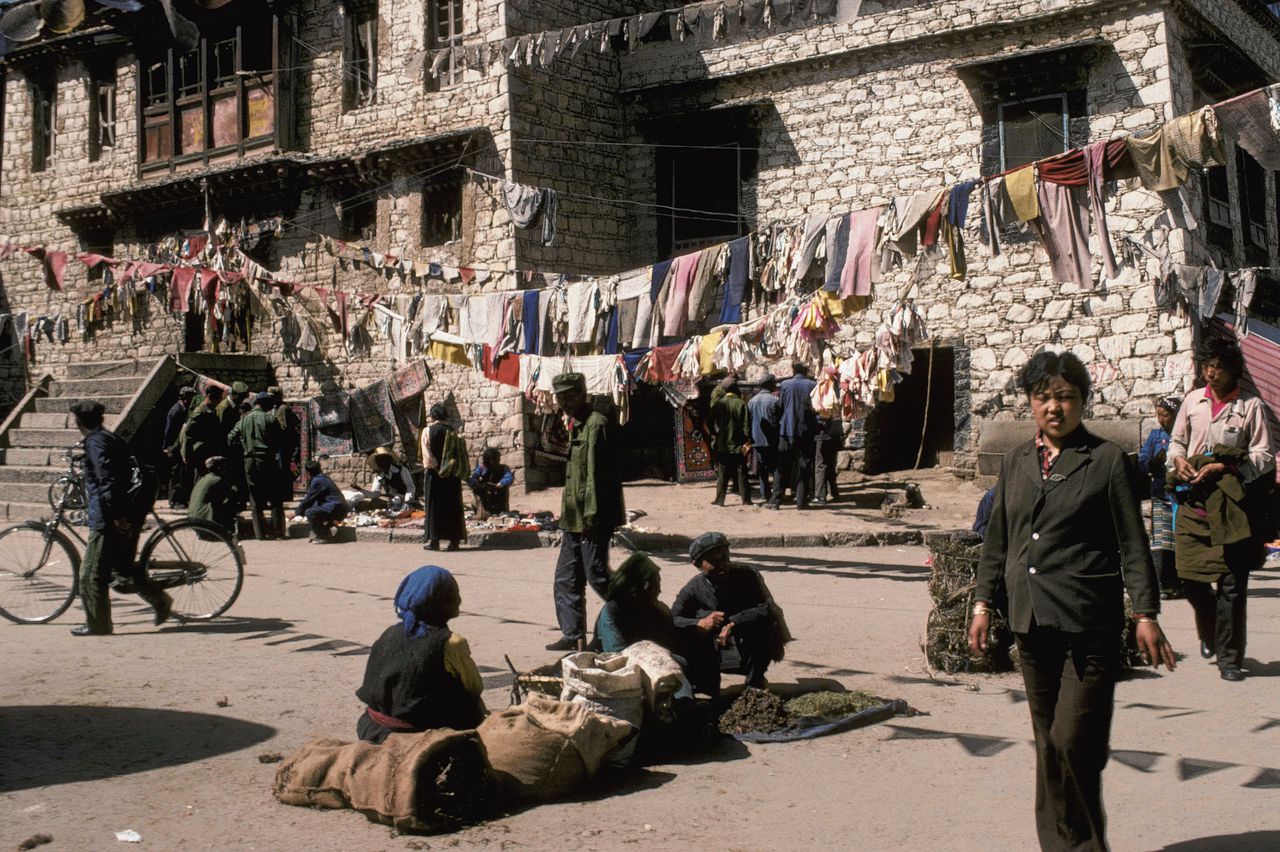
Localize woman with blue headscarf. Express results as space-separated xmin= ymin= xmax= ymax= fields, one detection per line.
xmin=356 ymin=566 xmax=486 ymax=743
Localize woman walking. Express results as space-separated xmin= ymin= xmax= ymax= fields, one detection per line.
xmin=421 ymin=403 xmax=466 ymax=551
xmin=969 ymin=351 xmax=1174 ymax=852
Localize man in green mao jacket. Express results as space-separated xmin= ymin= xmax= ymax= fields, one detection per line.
xmin=710 ymin=373 xmax=753 ymax=506
xmin=229 ymin=392 xmax=286 ymax=540
xmin=183 ymin=386 xmax=231 ymax=490
xmin=546 ymin=372 xmax=625 ymax=651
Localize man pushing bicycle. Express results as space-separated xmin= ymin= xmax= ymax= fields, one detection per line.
xmin=69 ymin=401 xmax=172 ymax=636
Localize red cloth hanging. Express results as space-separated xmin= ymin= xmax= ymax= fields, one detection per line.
xmin=1037 ymin=139 xmax=1133 ymax=186
xmin=170 ymin=267 xmax=196 ymax=312
xmin=77 ymin=252 xmax=117 ymax=268
xmin=25 ymin=247 xmax=67 ymax=290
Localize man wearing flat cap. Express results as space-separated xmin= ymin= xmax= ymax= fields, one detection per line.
xmin=546 ymin=372 xmax=625 ymax=652
xmin=269 ymin=386 xmax=302 ymax=505
xmin=182 ymin=385 xmax=231 ymax=500
xmin=672 ymin=531 xmax=791 ymax=696
xmin=164 ymin=386 xmax=197 ymax=508
xmin=228 ymin=392 xmax=286 ymax=539
xmin=68 ymin=400 xmax=171 ymax=636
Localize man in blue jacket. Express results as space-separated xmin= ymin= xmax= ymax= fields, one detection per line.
xmin=747 ymin=374 xmax=782 ymax=504
xmin=770 ymin=362 xmax=818 ymax=510
xmin=70 ymin=401 xmax=171 ymax=636
xmin=293 ymin=459 xmax=350 ymax=543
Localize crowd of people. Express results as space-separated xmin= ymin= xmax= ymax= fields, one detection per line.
xmin=63 ymin=338 xmax=1273 ymax=852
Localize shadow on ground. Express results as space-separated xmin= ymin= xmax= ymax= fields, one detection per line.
xmin=0 ymin=705 xmax=276 ymax=792
xmin=1161 ymin=830 xmax=1280 ymax=851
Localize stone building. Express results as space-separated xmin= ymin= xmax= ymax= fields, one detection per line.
xmin=0 ymin=0 xmax=1278 ymax=502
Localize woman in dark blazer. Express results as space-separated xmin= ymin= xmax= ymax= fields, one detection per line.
xmin=969 ymin=351 xmax=1175 ymax=852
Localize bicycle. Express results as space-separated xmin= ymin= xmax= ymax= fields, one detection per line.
xmin=46 ymin=446 xmax=87 ymax=526
xmin=0 ymin=446 xmax=246 ymax=625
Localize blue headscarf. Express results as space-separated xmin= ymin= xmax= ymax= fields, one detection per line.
xmin=393 ymin=565 xmax=458 ymax=639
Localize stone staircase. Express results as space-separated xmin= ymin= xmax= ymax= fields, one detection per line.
xmin=0 ymin=359 xmax=155 ymax=521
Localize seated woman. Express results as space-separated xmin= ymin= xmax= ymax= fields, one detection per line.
xmin=293 ymin=459 xmax=350 ymax=543
xmin=188 ymin=455 xmax=239 ymax=534
xmin=468 ymin=447 xmax=514 ymax=520
xmin=594 ymin=552 xmax=678 ymax=653
xmin=356 ymin=566 xmax=487 ymax=743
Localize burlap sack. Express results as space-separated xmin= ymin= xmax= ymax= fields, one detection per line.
xmin=476 ymin=694 xmax=632 ymax=802
xmin=560 ymin=650 xmax=645 ymax=763
xmin=621 ymin=640 xmax=693 ymax=723
xmin=272 ymin=728 xmax=496 ymax=832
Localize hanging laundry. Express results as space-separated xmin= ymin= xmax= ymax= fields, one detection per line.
xmin=791 ymin=212 xmax=828 ymax=282
xmin=661 ymin=251 xmax=702 ymax=337
xmin=1083 ymin=140 xmax=1122 ymax=280
xmin=687 ymin=242 xmax=726 ymax=323
xmin=1037 ymin=140 xmax=1132 ymax=186
xmin=1005 ymin=165 xmax=1040 ymax=222
xmin=719 ymin=236 xmax=751 ymax=324
xmin=841 ymin=207 xmax=884 ymax=296
xmin=1233 ymin=269 xmax=1259 ymax=335
xmin=170 ymin=267 xmax=196 ymax=312
xmin=521 ymin=290 xmax=541 ymax=353
xmin=25 ymin=248 xmax=67 ymax=290
xmin=698 ymin=330 xmax=723 ymax=375
xmin=565 ymin=281 xmax=599 ymax=344
xmin=1200 ymin=268 xmax=1225 ymax=320
xmin=1029 ymin=182 xmax=1093 ymax=290
xmin=979 ymin=176 xmax=1017 ymax=257
xmin=823 ymin=213 xmax=851 ymax=293
xmin=499 ymin=179 xmax=559 ymax=246
xmin=880 ymin=190 xmax=941 ymax=268
xmin=1125 ymin=106 xmax=1226 ymax=192
xmin=480 ymin=345 xmax=522 ymax=387
xmin=1214 ymin=83 xmax=1280 ymax=171
xmin=427 ymin=332 xmax=473 ymax=367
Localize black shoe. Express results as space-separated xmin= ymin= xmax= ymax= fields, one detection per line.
xmin=70 ymin=625 xmax=111 ymax=637
xmin=446 ymin=542 xmax=460 ymax=552
xmin=153 ymin=593 xmax=173 ymax=627
xmin=710 ymin=499 xmax=725 ymax=506
xmin=763 ymin=502 xmax=779 ymax=511
xmin=545 ymin=636 xmax=579 ymax=652
xmin=1200 ymin=641 xmax=1214 ymax=659
xmin=424 ymin=541 xmax=440 ymax=551
xmin=1220 ymin=666 xmax=1246 ymax=682
xmin=812 ymin=498 xmax=828 ymax=506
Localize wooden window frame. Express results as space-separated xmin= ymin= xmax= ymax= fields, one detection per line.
xmin=137 ymin=14 xmax=281 ymax=175
xmin=342 ymin=1 xmax=378 ymax=110
xmin=422 ymin=178 xmax=462 ymax=247
xmin=997 ymin=93 xmax=1069 ymax=172
xmin=30 ymin=74 xmax=55 ymax=173
xmin=88 ymin=62 xmax=117 ymax=163
xmin=427 ymin=0 xmax=464 ymax=91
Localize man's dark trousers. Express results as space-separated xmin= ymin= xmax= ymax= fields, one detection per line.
xmin=79 ymin=527 xmax=168 ymax=634
xmin=1183 ymin=539 xmax=1257 ymax=670
xmin=771 ymin=436 xmax=815 ymax=507
xmin=714 ymin=451 xmax=752 ymax=505
xmin=1016 ymin=624 xmax=1118 ymax=852
xmin=553 ymin=527 xmax=613 ymax=640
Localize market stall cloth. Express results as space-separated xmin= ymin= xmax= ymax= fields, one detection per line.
xmin=311 ymin=392 xmax=354 ymax=457
xmin=390 ymin=359 xmax=432 ymax=403
xmin=674 ymin=405 xmax=715 ymax=483
xmin=349 ymin=380 xmax=396 ymax=454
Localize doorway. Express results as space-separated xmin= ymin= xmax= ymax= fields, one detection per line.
xmin=862 ymin=345 xmax=956 ymax=473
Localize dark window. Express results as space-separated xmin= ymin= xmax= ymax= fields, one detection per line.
xmin=428 ymin=0 xmax=464 ymax=89
xmin=422 ymin=180 xmax=462 ymax=246
xmin=88 ymin=63 xmax=117 ymax=162
xmin=340 ymin=195 xmax=377 ymax=242
xmin=1204 ymin=164 xmax=1234 ymax=256
xmin=139 ymin=18 xmax=278 ymax=171
xmin=342 ymin=1 xmax=377 ymax=110
xmin=657 ymin=141 xmax=750 ymax=256
xmin=30 ymin=75 xmax=55 ymax=172
xmin=998 ymin=94 xmax=1068 ymax=170
xmin=81 ymin=234 xmax=114 ymax=283
xmin=1237 ymin=148 xmax=1268 ymax=260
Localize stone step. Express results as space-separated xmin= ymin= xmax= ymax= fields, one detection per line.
xmin=17 ymin=411 xmax=122 ymax=430
xmin=0 ymin=465 xmax=66 ymax=484
xmin=65 ymin=359 xmax=152 ymax=380
xmin=0 ymin=501 xmax=54 ymax=522
xmin=34 ymin=395 xmax=133 ymax=414
xmin=1 ymin=447 xmax=60 ymax=466
xmin=0 ymin=482 xmax=55 ymax=504
xmin=51 ymin=377 xmax=148 ymax=398
xmin=7 ymin=428 xmax=83 ymax=449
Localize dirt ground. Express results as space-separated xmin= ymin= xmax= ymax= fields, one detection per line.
xmin=3 ymin=532 xmax=1279 ymax=851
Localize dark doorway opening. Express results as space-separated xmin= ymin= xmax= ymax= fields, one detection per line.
xmin=616 ymin=382 xmax=677 ymax=481
xmin=863 ymin=346 xmax=956 ymax=473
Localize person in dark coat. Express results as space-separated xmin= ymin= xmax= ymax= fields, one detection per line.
xmin=164 ymin=386 xmax=196 ymax=508
xmin=182 ymin=386 xmax=230 ymax=506
xmin=421 ymin=403 xmax=466 ymax=551
xmin=970 ymin=351 xmax=1175 ymax=852
xmin=672 ymin=532 xmax=790 ymax=697
xmin=546 ymin=372 xmax=626 ymax=652
xmin=468 ymin=447 xmax=514 ymax=519
xmin=593 ymin=551 xmax=678 ymax=654
xmin=188 ymin=455 xmax=239 ymax=534
xmin=747 ymin=373 xmax=782 ymax=504
xmin=709 ymin=374 xmax=753 ymax=506
xmin=356 ymin=566 xmax=486 ymax=744
xmin=293 ymin=459 xmax=350 ymax=543
xmin=771 ymin=362 xmax=818 ymax=510
xmin=69 ymin=401 xmax=171 ymax=636
xmin=269 ymin=386 xmax=301 ymax=504
xmin=228 ymin=393 xmax=286 ymax=540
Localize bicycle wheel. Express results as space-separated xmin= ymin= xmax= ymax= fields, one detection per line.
xmin=0 ymin=522 xmax=80 ymax=624
xmin=138 ymin=518 xmax=243 ymax=620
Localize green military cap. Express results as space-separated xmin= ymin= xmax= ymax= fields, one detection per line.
xmin=230 ymin=381 xmax=249 ymax=394
xmin=552 ymin=372 xmax=586 ymax=393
